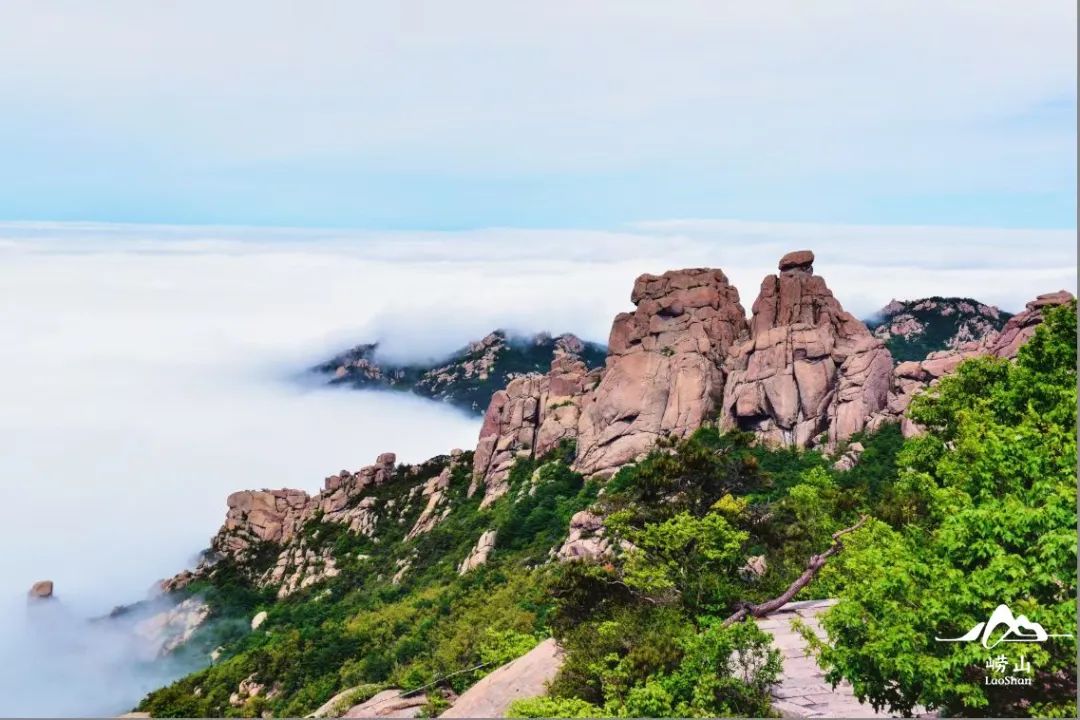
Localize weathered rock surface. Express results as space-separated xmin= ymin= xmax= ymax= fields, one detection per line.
xmin=441 ymin=638 xmax=564 ymax=718
xmin=264 ymin=543 xmax=341 ymax=599
xmin=343 ymin=689 xmax=427 ymax=718
xmin=229 ymin=673 xmax=280 ymax=708
xmin=574 ymin=268 xmax=748 ymax=476
xmin=405 ymin=466 xmax=453 ymax=540
xmin=458 ymin=529 xmax=498 ymax=574
xmin=721 ymin=251 xmax=892 ymax=448
xmin=215 ymin=489 xmax=312 ymax=559
xmin=831 ymin=442 xmax=864 ymax=472
xmin=135 ymin=597 xmax=211 ymax=656
xmin=472 ymin=349 xmax=598 ymax=506
xmin=27 ymin=580 xmax=54 ymax=600
xmin=554 ymin=511 xmax=612 ymax=562
xmin=756 ymin=599 xmax=888 ymax=718
xmin=983 ymin=290 xmax=1074 ymax=359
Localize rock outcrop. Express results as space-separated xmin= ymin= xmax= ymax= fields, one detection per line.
xmin=574 ymin=268 xmax=748 ymax=476
xmin=27 ymin=580 xmax=54 ymax=600
xmin=868 ymin=289 xmax=1075 ymax=432
xmin=458 ymin=529 xmax=498 ymax=574
xmin=472 ymin=349 xmax=598 ymax=506
xmin=342 ymin=689 xmax=427 ymax=718
xmin=263 ymin=543 xmax=341 ymax=599
xmin=982 ymin=290 xmax=1074 ymax=358
xmin=721 ymin=251 xmax=893 ymax=448
xmin=554 ymin=511 xmax=613 ymax=562
xmin=215 ymin=489 xmax=311 ymax=559
xmin=135 ymin=597 xmax=211 ymax=656
xmin=405 ymin=466 xmax=453 ymax=540
xmin=441 ymin=638 xmax=564 ymax=718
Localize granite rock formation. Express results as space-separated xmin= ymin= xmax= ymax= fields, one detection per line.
xmin=574 ymin=268 xmax=748 ymax=476
xmin=471 ymin=348 xmax=598 ymax=505
xmin=721 ymin=251 xmax=892 ymax=448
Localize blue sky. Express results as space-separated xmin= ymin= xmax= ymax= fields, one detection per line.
xmin=0 ymin=0 xmax=1075 ymax=229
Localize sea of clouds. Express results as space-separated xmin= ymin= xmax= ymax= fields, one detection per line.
xmin=0 ymin=220 xmax=1074 ymax=715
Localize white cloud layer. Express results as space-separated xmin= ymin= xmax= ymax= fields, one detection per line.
xmin=0 ymin=220 xmax=1074 ymax=713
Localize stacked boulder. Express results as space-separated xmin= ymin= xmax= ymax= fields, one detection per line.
xmin=719 ymin=251 xmax=892 ymax=447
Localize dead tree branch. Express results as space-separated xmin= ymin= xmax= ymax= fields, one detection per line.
xmin=722 ymin=515 xmax=868 ymax=627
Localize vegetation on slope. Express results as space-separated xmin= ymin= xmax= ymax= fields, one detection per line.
xmin=316 ymin=330 xmax=607 ymax=414
xmin=866 ymin=296 xmax=1012 ymax=362
xmin=142 ymin=303 xmax=1076 ymax=718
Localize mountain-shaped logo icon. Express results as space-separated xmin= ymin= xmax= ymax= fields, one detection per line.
xmin=936 ymin=604 xmax=1071 ymax=648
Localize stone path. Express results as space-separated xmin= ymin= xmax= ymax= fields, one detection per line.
xmin=756 ymin=599 xmax=890 ymax=718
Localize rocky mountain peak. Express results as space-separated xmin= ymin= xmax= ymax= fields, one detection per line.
xmin=867 ymin=296 xmax=1012 ymax=362
xmin=778 ymin=249 xmax=815 ymax=273
xmin=574 ymin=267 xmax=748 ymax=476
xmin=722 ymin=251 xmax=892 ymax=448
xmin=318 ymin=329 xmax=605 ymax=414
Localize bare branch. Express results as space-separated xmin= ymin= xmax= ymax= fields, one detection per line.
xmin=723 ymin=515 xmax=868 ymax=627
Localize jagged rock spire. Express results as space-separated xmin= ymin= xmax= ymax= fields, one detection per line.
xmin=572 ymin=268 xmax=748 ymax=477
xmin=721 ymin=250 xmax=893 ymax=448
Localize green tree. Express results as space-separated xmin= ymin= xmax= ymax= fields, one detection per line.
xmin=814 ymin=302 xmax=1078 ymax=717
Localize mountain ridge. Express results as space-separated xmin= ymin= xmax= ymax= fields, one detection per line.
xmin=129 ymin=250 xmax=1074 ymax=718
xmin=316 ymin=330 xmax=607 ymax=415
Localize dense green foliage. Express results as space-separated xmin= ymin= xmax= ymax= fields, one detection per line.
xmin=142 ymin=304 xmax=1075 ymax=718
xmin=812 ymin=301 xmax=1077 ymax=717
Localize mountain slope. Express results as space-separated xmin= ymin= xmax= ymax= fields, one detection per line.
xmin=316 ymin=331 xmax=606 ymax=414
xmin=136 ymin=251 xmax=1075 ymax=718
xmin=865 ymin=296 xmax=1011 ymax=362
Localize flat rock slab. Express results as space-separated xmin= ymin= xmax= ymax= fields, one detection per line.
xmin=441 ymin=638 xmax=564 ymax=718
xmin=756 ymin=599 xmax=889 ymax=718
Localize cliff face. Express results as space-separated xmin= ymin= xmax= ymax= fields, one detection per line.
xmin=719 ymin=251 xmax=892 ymax=447
xmin=468 ymin=252 xmax=1070 ymax=501
xmin=175 ymin=249 xmax=1072 ymax=605
xmin=574 ymin=268 xmax=748 ymax=477
xmin=471 ymin=349 xmax=598 ymax=506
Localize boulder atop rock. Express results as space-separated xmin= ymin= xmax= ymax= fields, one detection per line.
xmin=778 ymin=249 xmax=815 ymax=272
xmin=28 ymin=580 xmax=53 ymax=600
xmin=721 ymin=251 xmax=892 ymax=448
